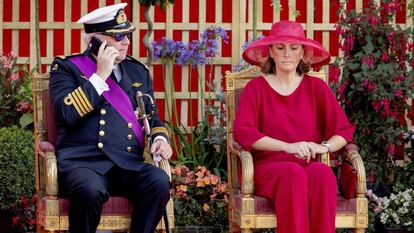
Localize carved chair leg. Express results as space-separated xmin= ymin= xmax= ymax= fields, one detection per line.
xmin=354 ymin=228 xmax=366 ymax=233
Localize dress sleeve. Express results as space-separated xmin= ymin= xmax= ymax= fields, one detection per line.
xmin=233 ymin=80 xmax=266 ymax=150
xmin=317 ymin=79 xmax=354 ymax=142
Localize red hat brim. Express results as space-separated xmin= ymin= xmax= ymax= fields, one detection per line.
xmin=242 ymin=35 xmax=331 ymax=68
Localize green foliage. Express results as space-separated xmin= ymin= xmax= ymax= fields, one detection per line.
xmin=137 ymin=0 xmax=174 ymax=9
xmin=332 ymin=0 xmax=414 ymax=191
xmin=168 ymin=75 xmax=227 ymax=178
xmin=0 ymin=50 xmax=33 ymax=129
xmin=0 ymin=126 xmax=34 ymax=211
xmin=171 ymin=165 xmax=229 ymax=232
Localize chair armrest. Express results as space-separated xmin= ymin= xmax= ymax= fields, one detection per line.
xmin=334 ymin=143 xmax=367 ymax=197
xmin=37 ymin=141 xmax=58 ymax=196
xmin=231 ymin=141 xmax=254 ymax=197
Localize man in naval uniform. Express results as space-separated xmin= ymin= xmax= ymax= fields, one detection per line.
xmin=49 ymin=3 xmax=172 ymax=233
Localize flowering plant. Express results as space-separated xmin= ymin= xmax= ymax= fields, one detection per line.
xmin=10 ymin=194 xmax=37 ymax=233
xmin=152 ymin=27 xmax=228 ymax=176
xmin=369 ymin=189 xmax=414 ymax=231
xmin=0 ymin=50 xmax=33 ymax=128
xmin=171 ymin=165 xmax=229 ymax=232
xmin=332 ymin=0 xmax=414 ymax=189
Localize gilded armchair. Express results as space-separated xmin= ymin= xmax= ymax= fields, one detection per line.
xmin=32 ymin=72 xmax=174 ymax=233
xmin=225 ymin=66 xmax=368 ymax=233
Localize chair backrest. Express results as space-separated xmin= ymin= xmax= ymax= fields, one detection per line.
xmin=32 ymin=72 xmax=57 ymax=146
xmin=224 ymin=66 xmax=328 ymax=193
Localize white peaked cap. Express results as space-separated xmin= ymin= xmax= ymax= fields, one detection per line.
xmin=77 ymin=3 xmax=135 ymax=34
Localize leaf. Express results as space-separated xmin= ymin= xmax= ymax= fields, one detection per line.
xmin=19 ymin=113 xmax=33 ymax=129
xmin=345 ymin=63 xmax=360 ymax=70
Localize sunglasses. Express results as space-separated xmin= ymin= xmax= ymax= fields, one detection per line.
xmin=99 ymin=32 xmax=132 ymax=42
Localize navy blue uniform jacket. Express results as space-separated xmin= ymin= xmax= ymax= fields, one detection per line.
xmin=49 ymin=51 xmax=169 ymax=175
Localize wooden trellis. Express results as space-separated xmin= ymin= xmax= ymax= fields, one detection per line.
xmin=1 ymin=0 xmax=412 ymax=127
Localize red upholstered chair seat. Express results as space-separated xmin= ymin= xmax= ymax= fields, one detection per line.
xmin=40 ymin=197 xmax=133 ymax=216
xmin=233 ymin=193 xmax=356 ymax=215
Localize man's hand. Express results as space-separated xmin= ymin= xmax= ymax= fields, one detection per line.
xmin=150 ymin=139 xmax=172 ymax=160
xmin=95 ymin=40 xmax=120 ymax=80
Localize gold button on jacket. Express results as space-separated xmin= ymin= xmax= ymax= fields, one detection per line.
xmin=98 ymin=142 xmax=104 ymax=148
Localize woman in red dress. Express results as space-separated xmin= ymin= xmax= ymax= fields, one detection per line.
xmin=233 ymin=20 xmax=354 ymax=233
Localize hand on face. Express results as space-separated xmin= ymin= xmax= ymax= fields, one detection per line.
xmin=151 ymin=139 xmax=173 ymax=160
xmin=95 ymin=40 xmax=120 ymax=80
xmin=94 ymin=34 xmax=130 ymax=80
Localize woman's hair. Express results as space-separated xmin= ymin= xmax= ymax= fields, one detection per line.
xmin=261 ymin=45 xmax=311 ymax=75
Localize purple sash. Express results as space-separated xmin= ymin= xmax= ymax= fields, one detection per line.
xmin=69 ymin=55 xmax=144 ymax=148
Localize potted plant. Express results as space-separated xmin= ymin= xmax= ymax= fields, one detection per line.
xmin=171 ymin=165 xmax=229 ymax=233
xmin=371 ymin=188 xmax=414 ymax=233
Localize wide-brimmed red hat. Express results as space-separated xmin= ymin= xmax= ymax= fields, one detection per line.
xmin=242 ymin=20 xmax=331 ymax=68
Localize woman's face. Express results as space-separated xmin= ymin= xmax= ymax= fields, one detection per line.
xmin=269 ymin=43 xmax=304 ymax=74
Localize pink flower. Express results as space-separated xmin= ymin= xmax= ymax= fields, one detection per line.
xmin=10 ymin=73 xmax=19 ymax=81
xmin=387 ymin=31 xmax=395 ymax=43
xmin=368 ymin=15 xmax=379 ymax=25
xmin=9 ymin=50 xmax=17 ymax=59
xmin=381 ymin=52 xmax=389 ymax=62
xmin=372 ymin=100 xmax=381 ymax=111
xmin=369 ymin=171 xmax=376 ymax=184
xmin=12 ymin=217 xmax=19 ymax=225
xmin=394 ymin=90 xmax=403 ymax=98
xmin=16 ymin=102 xmax=31 ymax=113
xmin=329 ymin=65 xmax=340 ymax=83
xmin=361 ymin=54 xmax=375 ymax=67
xmin=410 ymin=60 xmax=414 ymax=68
xmin=335 ymin=26 xmax=344 ymax=36
xmin=29 ymin=218 xmax=36 ymax=226
xmin=386 ymin=143 xmax=395 ymax=157
xmin=361 ymin=80 xmax=376 ymax=92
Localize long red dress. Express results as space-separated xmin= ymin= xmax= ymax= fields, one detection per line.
xmin=233 ymin=75 xmax=354 ymax=233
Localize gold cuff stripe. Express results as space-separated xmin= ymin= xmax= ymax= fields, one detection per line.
xmin=77 ymin=87 xmax=94 ymax=111
xmin=74 ymin=88 xmax=93 ymax=112
xmin=71 ymin=90 xmax=88 ymax=115
xmin=68 ymin=93 xmax=85 ymax=117
xmin=150 ymin=127 xmax=169 ymax=137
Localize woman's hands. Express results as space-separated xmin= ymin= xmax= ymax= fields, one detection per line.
xmin=284 ymin=141 xmax=328 ymax=162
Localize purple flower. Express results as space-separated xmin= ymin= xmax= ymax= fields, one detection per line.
xmin=200 ymin=26 xmax=229 ymax=59
xmin=152 ymin=38 xmax=180 ymax=63
xmin=201 ymin=26 xmax=229 ymax=43
xmin=179 ymin=40 xmax=207 ymax=68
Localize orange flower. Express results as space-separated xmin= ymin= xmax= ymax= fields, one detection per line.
xmin=196 ymin=178 xmax=205 ymax=187
xmin=203 ymin=176 xmax=211 ymax=185
xmin=211 ymin=175 xmax=219 ymax=185
xmin=203 ymin=203 xmax=210 ymax=211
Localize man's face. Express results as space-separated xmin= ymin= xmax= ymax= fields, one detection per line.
xmin=95 ymin=32 xmax=131 ymax=64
